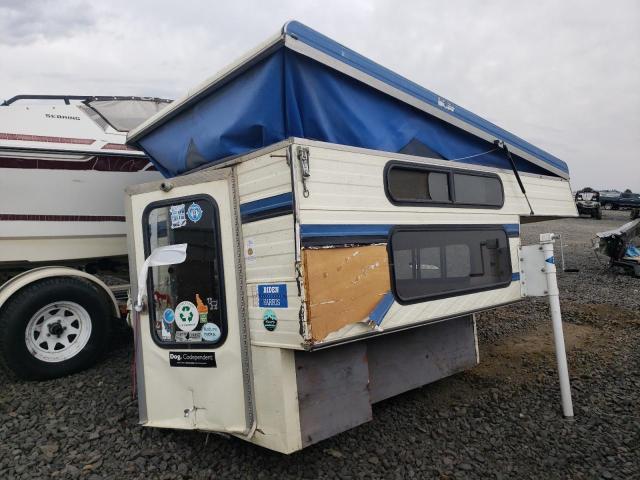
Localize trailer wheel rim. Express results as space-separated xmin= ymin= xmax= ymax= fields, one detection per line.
xmin=603 ymin=203 xmax=612 ymax=210
xmin=24 ymin=302 xmax=92 ymax=363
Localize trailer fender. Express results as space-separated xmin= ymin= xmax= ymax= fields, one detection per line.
xmin=0 ymin=267 xmax=119 ymax=318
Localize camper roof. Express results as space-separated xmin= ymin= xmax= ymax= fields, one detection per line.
xmin=128 ymin=21 xmax=569 ymax=179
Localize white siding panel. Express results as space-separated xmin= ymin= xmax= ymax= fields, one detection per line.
xmin=247 ymin=282 xmax=304 ymax=349
xmin=294 ymin=144 xmax=575 ymax=222
xmin=321 ymin=282 xmax=522 ymax=343
xmin=237 ymin=151 xmax=304 ymax=349
xmin=300 ymin=210 xmax=519 ymax=226
xmin=242 ymin=215 xmax=296 ymax=283
xmin=237 ymin=148 xmax=291 ymax=203
xmin=231 ymin=141 xmax=566 ymax=349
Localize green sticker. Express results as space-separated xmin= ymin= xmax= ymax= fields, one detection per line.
xmin=263 ymin=309 xmax=277 ymax=332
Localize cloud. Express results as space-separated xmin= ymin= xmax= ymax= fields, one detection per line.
xmin=1 ymin=0 xmax=638 ymax=190
xmin=0 ymin=0 xmax=97 ymax=46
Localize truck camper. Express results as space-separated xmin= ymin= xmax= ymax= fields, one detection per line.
xmin=125 ymin=22 xmax=577 ymax=453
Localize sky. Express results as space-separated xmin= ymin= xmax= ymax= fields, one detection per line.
xmin=1 ymin=0 xmax=638 ymax=191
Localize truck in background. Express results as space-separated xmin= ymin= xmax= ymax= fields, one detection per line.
xmin=575 ymin=188 xmax=602 ymax=219
xmin=0 ymin=95 xmax=169 ymax=380
xmin=599 ymin=189 xmax=640 ymax=210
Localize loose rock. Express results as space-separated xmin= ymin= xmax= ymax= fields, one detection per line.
xmin=0 ymin=212 xmax=638 ymax=479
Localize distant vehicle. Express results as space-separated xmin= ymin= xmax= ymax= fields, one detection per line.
xmin=0 ymin=94 xmax=170 ymax=380
xmin=575 ymin=189 xmax=602 ymax=219
xmin=599 ymin=189 xmax=620 ymax=197
xmin=599 ymin=190 xmax=640 ymax=210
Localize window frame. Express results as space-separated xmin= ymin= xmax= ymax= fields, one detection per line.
xmin=142 ymin=194 xmax=228 ymax=349
xmin=387 ymin=224 xmax=513 ymax=305
xmin=383 ymin=160 xmax=505 ymax=209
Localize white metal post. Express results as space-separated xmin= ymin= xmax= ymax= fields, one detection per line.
xmin=539 ymin=233 xmax=574 ymax=418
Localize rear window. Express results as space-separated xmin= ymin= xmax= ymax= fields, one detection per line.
xmin=143 ymin=196 xmax=227 ymax=348
xmin=389 ymin=226 xmax=512 ymax=304
xmin=385 ymin=162 xmax=504 ymax=208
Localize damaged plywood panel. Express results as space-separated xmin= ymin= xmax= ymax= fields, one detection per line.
xmin=303 ymin=245 xmax=391 ymax=341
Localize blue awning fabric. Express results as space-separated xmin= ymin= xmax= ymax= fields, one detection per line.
xmin=132 ymin=22 xmax=569 ymax=179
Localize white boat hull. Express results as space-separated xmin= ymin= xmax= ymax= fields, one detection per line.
xmin=0 ymin=165 xmax=161 ymax=262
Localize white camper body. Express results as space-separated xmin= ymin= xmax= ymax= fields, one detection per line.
xmin=126 ymin=138 xmax=576 ymax=453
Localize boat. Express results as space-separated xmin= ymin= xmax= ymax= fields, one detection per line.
xmin=0 ymin=95 xmax=170 ymax=265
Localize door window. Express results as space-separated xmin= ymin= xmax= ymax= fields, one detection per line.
xmin=143 ymin=196 xmax=226 ymax=348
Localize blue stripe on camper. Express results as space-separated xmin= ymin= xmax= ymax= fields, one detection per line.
xmin=504 ymin=224 xmax=520 ymax=237
xmin=512 ymin=272 xmax=520 ymax=282
xmin=300 ymin=224 xmax=392 ymax=245
xmin=300 ymin=224 xmax=393 ymax=238
xmin=240 ymin=192 xmax=293 ymax=223
xmin=300 ymin=223 xmax=519 ymax=243
xmin=369 ymin=291 xmax=395 ymax=327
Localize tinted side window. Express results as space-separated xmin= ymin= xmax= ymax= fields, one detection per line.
xmin=453 ymin=173 xmax=503 ymax=206
xmin=385 ymin=162 xmax=504 ymax=208
xmin=387 ymin=167 xmax=450 ymax=203
xmin=390 ymin=227 xmax=512 ymax=303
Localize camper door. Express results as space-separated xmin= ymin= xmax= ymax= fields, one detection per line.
xmin=127 ymin=169 xmax=253 ymax=435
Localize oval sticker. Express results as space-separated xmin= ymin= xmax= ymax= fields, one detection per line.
xmin=201 ymin=322 xmax=221 ymax=342
xmin=174 ymin=301 xmax=198 ymax=332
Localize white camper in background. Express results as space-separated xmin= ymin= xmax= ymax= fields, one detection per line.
xmin=0 ymin=95 xmax=169 ymax=379
xmin=125 ymin=22 xmax=577 ymax=453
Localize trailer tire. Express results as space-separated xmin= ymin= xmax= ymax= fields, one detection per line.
xmin=0 ymin=277 xmax=112 ymax=380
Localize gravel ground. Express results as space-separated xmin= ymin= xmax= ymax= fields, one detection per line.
xmin=1 ymin=211 xmax=639 ymax=479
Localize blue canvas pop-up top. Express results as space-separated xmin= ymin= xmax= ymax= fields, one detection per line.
xmin=128 ymin=21 xmax=569 ymax=180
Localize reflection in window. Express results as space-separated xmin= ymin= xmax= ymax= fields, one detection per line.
xmin=453 ymin=173 xmax=503 ymax=206
xmin=387 ymin=167 xmax=450 ymax=202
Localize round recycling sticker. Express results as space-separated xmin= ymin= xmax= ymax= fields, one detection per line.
xmin=174 ymin=301 xmax=198 ymax=332
xmin=201 ymin=322 xmax=221 ymax=342
xmin=162 ymin=308 xmax=175 ymax=324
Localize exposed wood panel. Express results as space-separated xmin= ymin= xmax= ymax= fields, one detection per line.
xmin=295 ymin=343 xmax=371 ymax=448
xmin=303 ymin=245 xmax=391 ymax=341
xmin=367 ymin=316 xmax=478 ymax=403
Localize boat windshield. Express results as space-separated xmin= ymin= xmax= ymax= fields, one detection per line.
xmin=85 ymin=98 xmax=171 ymax=132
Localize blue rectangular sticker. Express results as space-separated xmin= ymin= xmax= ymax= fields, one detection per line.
xmin=257 ymin=284 xmax=288 ymax=308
